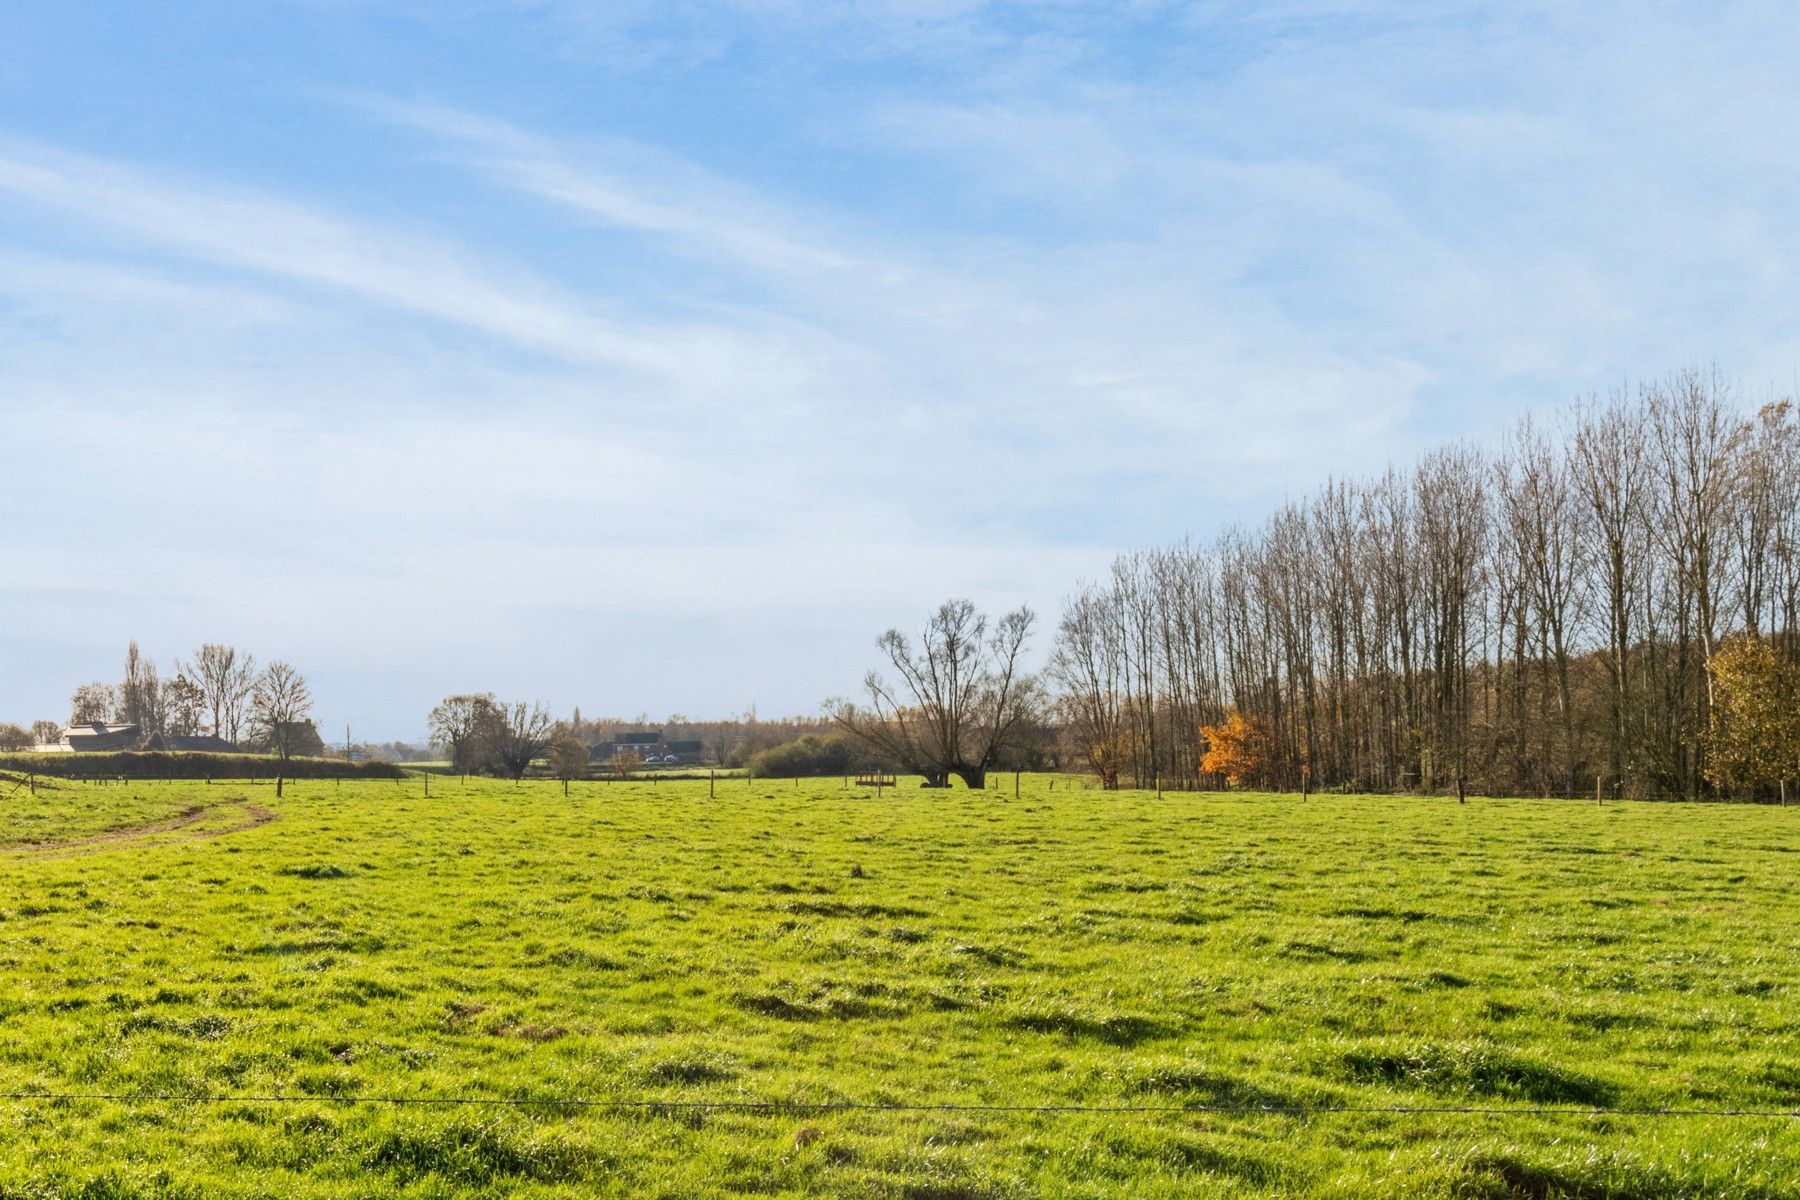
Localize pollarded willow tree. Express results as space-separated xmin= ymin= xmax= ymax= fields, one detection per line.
xmin=428 ymin=694 xmax=555 ymax=780
xmin=832 ymin=599 xmax=1040 ymax=789
xmin=487 ymin=702 xmax=556 ymax=782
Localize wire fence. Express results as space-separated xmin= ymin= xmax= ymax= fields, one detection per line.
xmin=0 ymin=1092 xmax=1794 ymax=1119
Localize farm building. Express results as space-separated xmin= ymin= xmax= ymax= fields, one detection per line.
xmin=61 ymin=722 xmax=141 ymax=752
xmin=253 ymin=721 xmax=326 ymax=758
xmin=665 ymin=739 xmax=704 ymax=763
xmin=611 ymin=731 xmax=663 ymax=755
xmin=42 ymin=726 xmax=242 ymax=754
xmin=591 ymin=732 xmax=707 ymax=765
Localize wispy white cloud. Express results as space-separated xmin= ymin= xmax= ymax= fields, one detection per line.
xmin=0 ymin=138 xmax=796 ymax=383
xmin=384 ymin=100 xmax=1425 ymax=488
xmin=376 ymin=101 xmax=868 ymax=278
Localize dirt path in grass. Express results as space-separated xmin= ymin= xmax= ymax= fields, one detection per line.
xmin=9 ymin=800 xmax=278 ymax=859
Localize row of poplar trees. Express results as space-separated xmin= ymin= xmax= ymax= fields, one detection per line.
xmin=1051 ymin=370 xmax=1800 ymax=800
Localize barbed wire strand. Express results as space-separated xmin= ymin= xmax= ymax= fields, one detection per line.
xmin=0 ymin=1092 xmax=1794 ymax=1118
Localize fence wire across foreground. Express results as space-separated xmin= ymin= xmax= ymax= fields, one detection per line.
xmin=0 ymin=1092 xmax=1795 ymax=1119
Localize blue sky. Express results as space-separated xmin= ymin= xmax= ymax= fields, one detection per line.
xmin=3 ymin=1 xmax=1799 ymax=740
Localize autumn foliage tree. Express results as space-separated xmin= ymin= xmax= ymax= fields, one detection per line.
xmin=1086 ymin=730 xmax=1130 ymax=791
xmin=1048 ymin=375 xmax=1800 ymax=802
xmin=1200 ymin=710 xmax=1268 ymax=788
xmin=1706 ymin=636 xmax=1800 ymax=801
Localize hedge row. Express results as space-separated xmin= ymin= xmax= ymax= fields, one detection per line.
xmin=0 ymin=751 xmax=405 ymax=781
xmin=745 ymin=733 xmax=892 ymax=779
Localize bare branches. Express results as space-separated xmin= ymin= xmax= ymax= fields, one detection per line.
xmin=489 ymin=702 xmax=555 ymax=781
xmin=426 ymin=694 xmax=553 ymax=779
xmin=181 ymin=644 xmax=258 ymax=744
xmin=429 ymin=694 xmax=505 ymax=775
xmin=834 ymin=600 xmax=1039 ymax=789
xmin=1048 ymin=371 xmax=1800 ymax=801
xmin=250 ymin=661 xmax=314 ymax=762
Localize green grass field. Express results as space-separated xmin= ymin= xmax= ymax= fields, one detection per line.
xmin=0 ymin=775 xmax=1795 ymax=1198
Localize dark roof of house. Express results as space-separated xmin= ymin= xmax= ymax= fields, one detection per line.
xmin=615 ymin=731 xmax=663 ymax=745
xmin=665 ymin=740 xmax=704 ymax=753
xmin=64 ymin=722 xmax=140 ymax=740
xmin=63 ymin=723 xmax=140 ymax=741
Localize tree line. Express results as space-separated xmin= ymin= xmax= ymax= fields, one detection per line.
xmin=1046 ymin=371 xmax=1800 ymax=800
xmin=6 ymin=642 xmax=324 ymax=760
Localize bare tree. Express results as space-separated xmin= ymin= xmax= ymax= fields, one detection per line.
xmin=163 ymin=675 xmax=207 ymax=738
xmin=182 ymin=644 xmax=258 ymax=744
xmin=1645 ymin=371 xmax=1740 ymax=797
xmin=30 ymin=720 xmax=62 ymax=746
xmin=428 ymin=694 xmax=505 ymax=776
xmin=250 ymin=661 xmax=314 ymax=764
xmin=833 ymin=600 xmax=1039 ymax=789
xmin=118 ymin=641 xmax=164 ymax=740
xmin=1496 ymin=420 xmax=1587 ymax=795
xmin=1569 ymin=391 xmax=1652 ymax=793
xmin=546 ymin=733 xmax=591 ymax=795
xmin=489 ymin=702 xmax=555 ymax=781
xmin=69 ymin=682 xmax=118 ymax=726
xmin=1050 ymin=585 xmax=1130 ymax=788
xmin=0 ymin=724 xmax=33 ymax=752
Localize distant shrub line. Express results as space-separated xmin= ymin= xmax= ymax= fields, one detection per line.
xmin=745 ymin=733 xmax=891 ymax=779
xmin=0 ymin=750 xmax=405 ymax=781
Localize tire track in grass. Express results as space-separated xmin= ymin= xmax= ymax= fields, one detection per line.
xmin=7 ymin=800 xmax=277 ymax=859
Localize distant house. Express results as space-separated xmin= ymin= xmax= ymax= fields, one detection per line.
xmin=62 ymin=722 xmax=141 ymax=752
xmin=254 ymin=721 xmax=326 ymax=759
xmin=591 ymin=731 xmax=707 ymax=766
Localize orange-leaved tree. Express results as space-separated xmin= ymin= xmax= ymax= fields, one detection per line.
xmin=1088 ymin=729 xmax=1129 ymax=791
xmin=1199 ymin=710 xmax=1268 ymax=788
xmin=1706 ymin=635 xmax=1800 ymax=799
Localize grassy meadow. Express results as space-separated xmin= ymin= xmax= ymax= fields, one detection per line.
xmin=0 ymin=773 xmax=1795 ymax=1198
